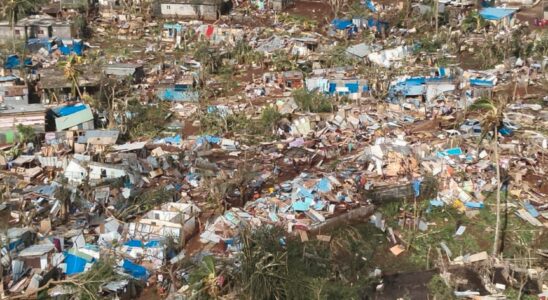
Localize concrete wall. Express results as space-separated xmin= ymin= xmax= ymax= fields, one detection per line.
xmin=52 ymin=25 xmax=74 ymax=39
xmin=0 ymin=24 xmax=73 ymax=41
xmin=160 ymin=3 xmax=219 ymax=19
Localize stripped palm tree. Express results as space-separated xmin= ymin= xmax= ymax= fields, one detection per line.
xmin=469 ymin=96 xmax=508 ymax=256
xmin=62 ymin=55 xmax=83 ymax=100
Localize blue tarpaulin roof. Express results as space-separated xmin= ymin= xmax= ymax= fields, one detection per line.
xmin=54 ymin=104 xmax=88 ymax=116
xmin=479 ymin=7 xmax=517 ymax=21
xmin=157 ymin=88 xmax=198 ymax=102
xmin=65 ymin=253 xmax=90 ymax=275
xmin=470 ymin=78 xmax=495 ymax=87
xmin=4 ymin=55 xmax=32 ymax=69
xmin=331 ymin=19 xmax=353 ymax=30
xmin=123 ymin=259 xmax=149 ymax=280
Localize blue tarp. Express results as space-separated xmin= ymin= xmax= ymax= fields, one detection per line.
xmin=479 ymin=7 xmax=517 ymax=21
xmin=4 ymin=55 xmax=31 ymax=69
xmin=122 ymin=259 xmax=149 ymax=280
xmin=366 ymin=17 xmax=389 ymax=31
xmin=366 ymin=0 xmax=377 ymax=12
xmin=430 ymin=199 xmax=445 ymax=207
xmin=464 ymin=201 xmax=485 ymax=209
xmin=65 ymin=253 xmax=90 ymax=275
xmin=437 ymin=147 xmax=463 ymax=157
xmin=345 ymin=82 xmax=359 ymax=93
xmin=293 ymin=200 xmax=310 ymax=212
xmin=412 ymin=179 xmax=422 ymax=197
xmin=72 ymin=39 xmax=83 ymax=55
xmin=315 ymin=178 xmax=332 ymax=193
xmin=157 ymin=88 xmax=199 ymax=102
xmin=405 ymin=77 xmax=426 ymax=85
xmin=153 ymin=135 xmax=182 ymax=145
xmin=27 ymin=38 xmax=83 ymax=56
xmin=470 ymin=78 xmax=495 ymax=87
xmin=124 ymin=240 xmax=144 ymax=247
xmin=145 ymin=240 xmax=161 ymax=247
xmin=328 ymin=82 xmax=337 ymax=94
xmin=54 ymin=104 xmax=87 ymax=116
xmin=196 ymin=135 xmax=221 ymax=146
xmin=331 ymin=19 xmax=353 ymax=30
xmin=524 ymin=202 xmax=539 ymax=218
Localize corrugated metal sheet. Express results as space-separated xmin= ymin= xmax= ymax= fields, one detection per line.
xmin=55 ymin=107 xmax=93 ymax=131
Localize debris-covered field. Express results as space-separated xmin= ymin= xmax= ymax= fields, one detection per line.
xmin=0 ymin=0 xmax=546 ymax=298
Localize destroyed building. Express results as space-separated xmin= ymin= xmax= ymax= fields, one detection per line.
xmin=158 ymin=0 xmax=233 ymax=20
xmin=0 ymin=14 xmax=75 ymax=41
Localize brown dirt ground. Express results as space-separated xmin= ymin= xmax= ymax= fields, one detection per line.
xmin=286 ymin=0 xmax=333 ymax=25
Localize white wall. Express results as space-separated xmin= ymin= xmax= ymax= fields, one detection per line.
xmin=89 ymin=166 xmax=126 ymax=180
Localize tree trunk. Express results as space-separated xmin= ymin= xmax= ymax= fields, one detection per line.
xmin=492 ymin=125 xmax=501 ymax=256
xmin=11 ymin=13 xmax=16 ymax=52
xmin=435 ymin=0 xmax=439 ymax=35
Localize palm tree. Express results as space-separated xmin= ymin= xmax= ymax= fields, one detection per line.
xmin=188 ymin=256 xmax=223 ymax=298
xmin=1 ymin=0 xmax=36 ymax=51
xmin=461 ymin=11 xmax=486 ymax=33
xmin=62 ymin=55 xmax=83 ymax=100
xmin=469 ymin=96 xmax=508 ymax=256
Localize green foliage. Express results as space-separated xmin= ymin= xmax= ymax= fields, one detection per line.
xmin=531 ymin=32 xmax=548 ymax=58
xmin=461 ymin=11 xmax=487 ymax=33
xmin=199 ymin=106 xmax=281 ymax=143
xmin=416 ymin=36 xmax=442 ymax=53
xmin=504 ymin=287 xmax=538 ymax=300
xmin=116 ymin=187 xmax=176 ymax=220
xmin=348 ymin=1 xmax=370 ymax=18
xmin=125 ymin=102 xmax=171 ymax=140
xmin=231 ymin=40 xmax=264 ymax=65
xmin=427 ymin=275 xmax=455 ymax=300
xmin=323 ymin=44 xmax=357 ymax=68
xmin=271 ymin=50 xmax=296 ymax=72
xmin=277 ymin=13 xmax=317 ymax=31
xmin=292 ymin=88 xmax=333 ymax=113
xmin=238 ymin=226 xmax=291 ymax=300
xmin=188 ymin=256 xmax=227 ymax=299
xmin=16 ymin=124 xmax=35 ymax=143
xmin=68 ymin=257 xmax=125 ymax=300
xmin=259 ymin=106 xmax=282 ymax=132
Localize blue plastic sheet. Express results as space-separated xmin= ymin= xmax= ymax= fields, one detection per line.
xmin=470 ymin=78 xmax=495 ymax=87
xmin=124 ymin=240 xmax=144 ymax=247
xmin=315 ymin=178 xmax=332 ymax=193
xmin=464 ymin=201 xmax=484 ymax=209
xmin=412 ymin=179 xmax=422 ymax=197
xmin=436 ymin=147 xmax=463 ymax=157
xmin=65 ymin=253 xmax=89 ymax=275
xmin=524 ymin=202 xmax=539 ymax=218
xmin=55 ymin=104 xmax=87 ymax=116
xmin=293 ymin=200 xmax=310 ymax=212
xmin=479 ymin=7 xmax=516 ymax=21
xmin=430 ymin=199 xmax=445 ymax=207
xmin=123 ymin=259 xmax=149 ymax=280
xmin=366 ymin=0 xmax=377 ymax=12
xmin=331 ymin=19 xmax=353 ymax=30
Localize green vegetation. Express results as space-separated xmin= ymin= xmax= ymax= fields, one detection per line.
xmin=115 ymin=187 xmax=177 ymax=220
xmin=124 ymin=101 xmax=172 ymax=140
xmin=461 ymin=11 xmax=487 ymax=33
xmin=292 ymin=88 xmax=333 ymax=113
xmin=427 ymin=275 xmax=455 ymax=300
xmin=199 ymin=106 xmax=282 ymax=144
xmin=16 ymin=124 xmax=35 ymax=144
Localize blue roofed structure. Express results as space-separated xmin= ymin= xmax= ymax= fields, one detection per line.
xmin=479 ymin=7 xmax=517 ymax=21
xmin=331 ymin=19 xmax=354 ymax=30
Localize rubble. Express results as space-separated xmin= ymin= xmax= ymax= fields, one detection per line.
xmin=0 ymin=0 xmax=546 ymax=298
